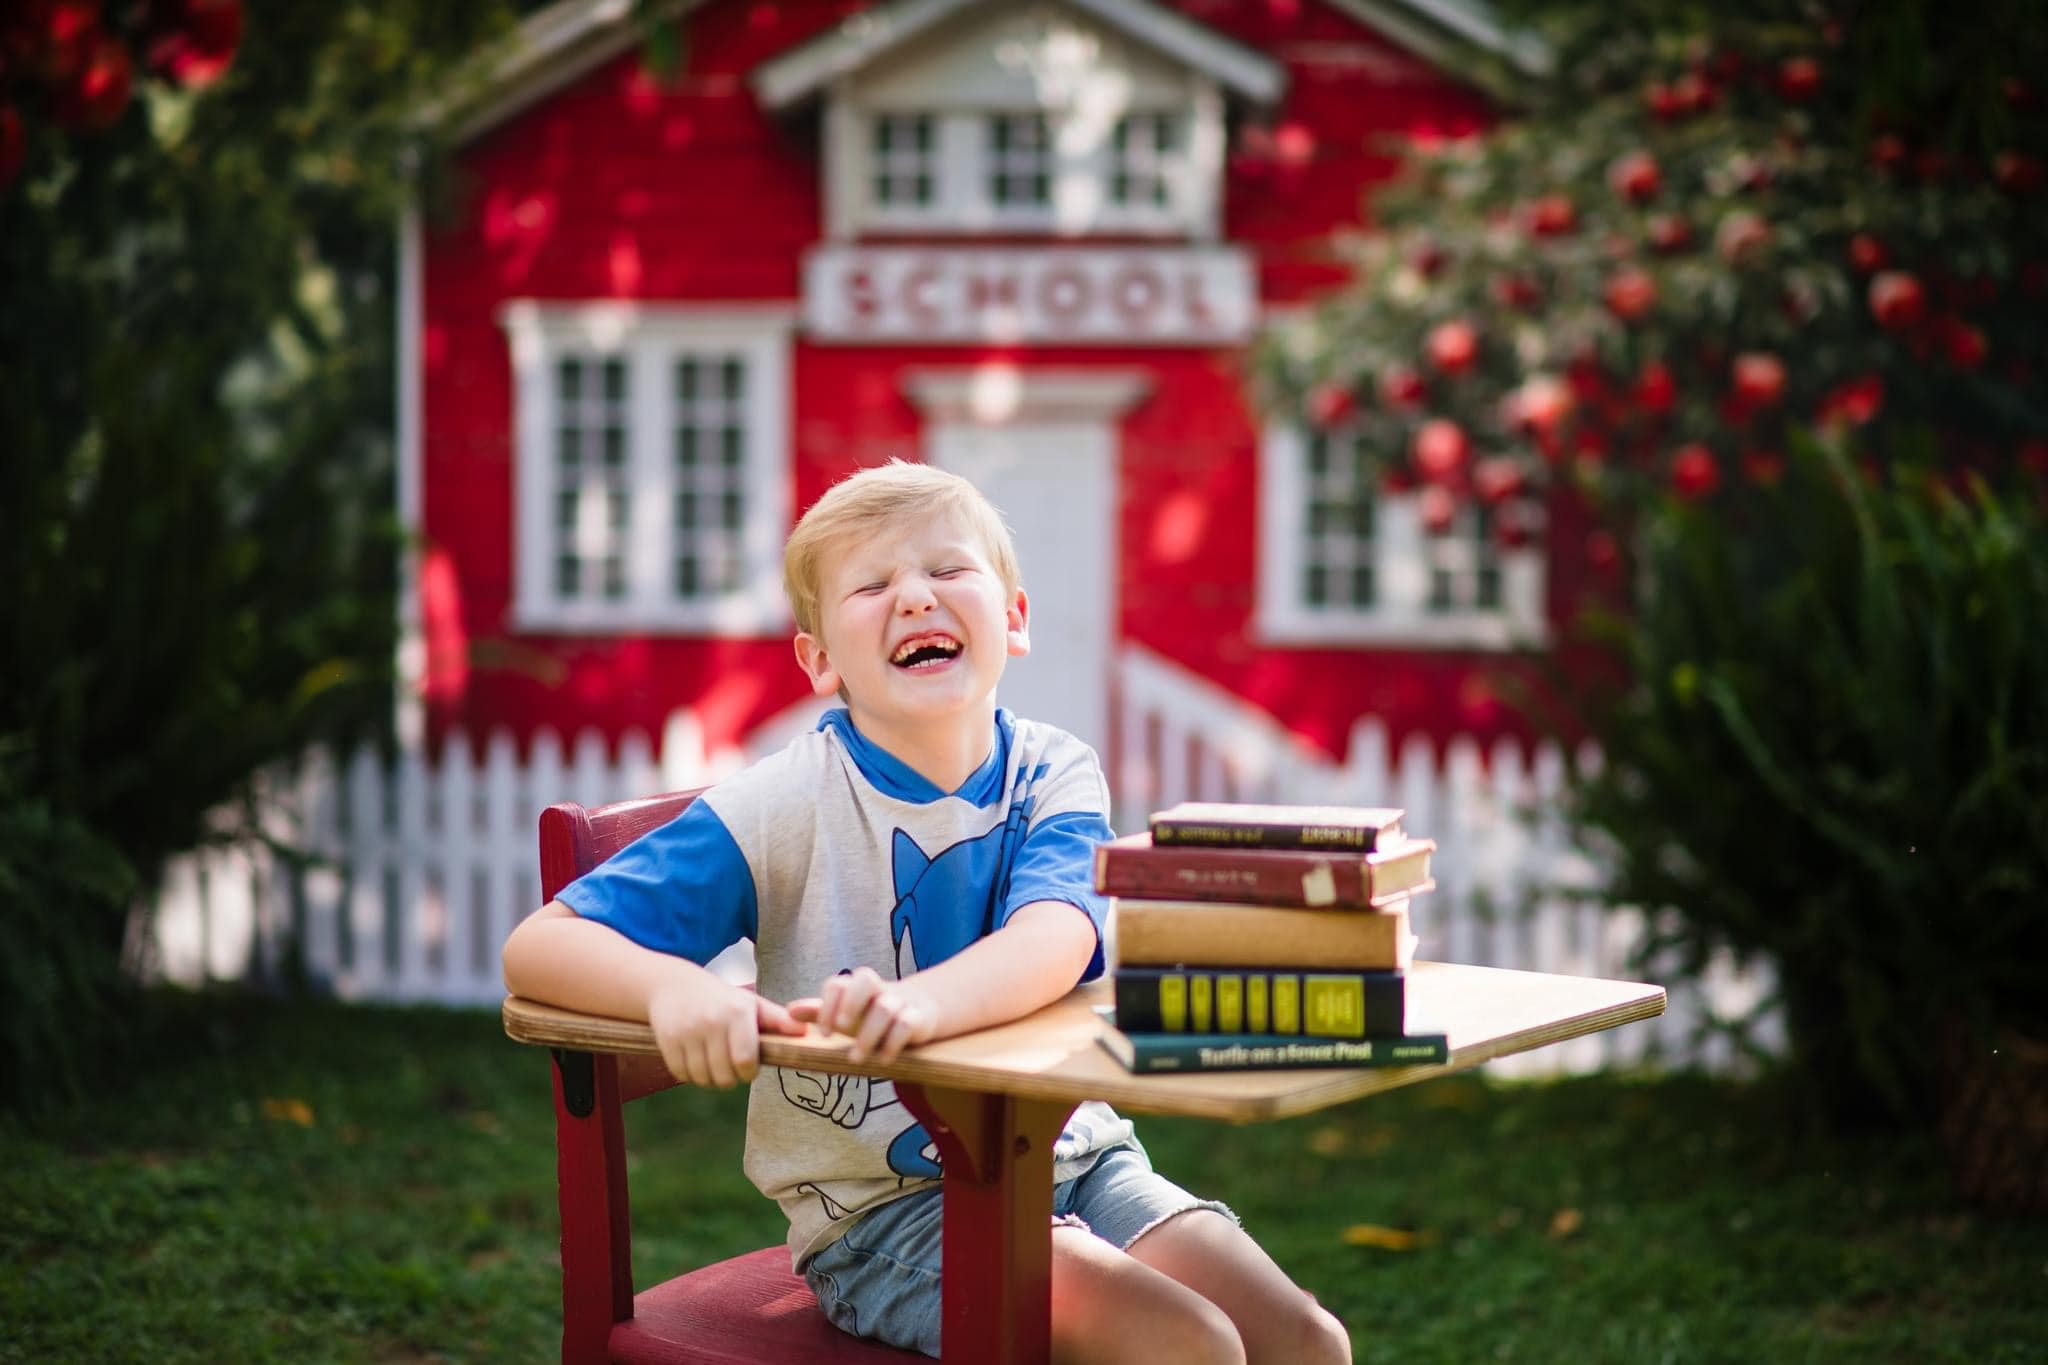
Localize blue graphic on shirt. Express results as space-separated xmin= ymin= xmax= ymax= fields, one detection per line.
xmin=874 ymin=766 xmax=1049 ymax=1180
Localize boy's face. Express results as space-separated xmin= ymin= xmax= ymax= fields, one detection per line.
xmin=793 ymin=512 xmax=1029 ymax=738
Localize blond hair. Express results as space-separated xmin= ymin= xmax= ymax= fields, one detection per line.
xmin=783 ymin=460 xmax=1021 ymax=637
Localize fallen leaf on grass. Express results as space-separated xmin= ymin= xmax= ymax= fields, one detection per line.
xmin=1547 ymin=1207 xmax=1583 ymax=1239
xmin=261 ymin=1098 xmax=315 ymax=1126
xmin=1342 ymin=1223 xmax=1435 ymax=1251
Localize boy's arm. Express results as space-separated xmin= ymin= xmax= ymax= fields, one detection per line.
xmin=503 ymin=902 xmax=803 ymax=1088
xmin=790 ymin=898 xmax=1096 ymax=1064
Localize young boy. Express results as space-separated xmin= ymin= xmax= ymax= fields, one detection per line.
xmin=502 ymin=461 xmax=1349 ymax=1364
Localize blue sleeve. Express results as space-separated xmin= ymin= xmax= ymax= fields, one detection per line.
xmin=556 ymin=801 xmax=757 ymax=965
xmin=1003 ymin=809 xmax=1114 ymax=983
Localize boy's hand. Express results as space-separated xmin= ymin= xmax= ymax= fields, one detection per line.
xmin=789 ymin=966 xmax=937 ymax=1064
xmin=646 ymin=977 xmax=805 ymax=1089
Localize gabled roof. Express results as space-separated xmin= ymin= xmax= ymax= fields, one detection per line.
xmin=751 ymin=0 xmax=1285 ymax=110
xmin=433 ymin=0 xmax=1548 ymax=145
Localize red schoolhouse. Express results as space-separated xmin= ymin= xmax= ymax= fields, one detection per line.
xmin=404 ymin=0 xmax=1579 ymax=785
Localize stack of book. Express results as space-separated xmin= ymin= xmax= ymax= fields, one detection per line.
xmin=1093 ymin=801 xmax=1448 ymax=1074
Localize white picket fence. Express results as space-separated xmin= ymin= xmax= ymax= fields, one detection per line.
xmin=142 ymin=645 xmax=1778 ymax=1075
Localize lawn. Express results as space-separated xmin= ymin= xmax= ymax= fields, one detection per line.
xmin=3 ymin=993 xmax=2043 ymax=1364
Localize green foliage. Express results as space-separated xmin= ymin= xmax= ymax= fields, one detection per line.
xmin=1566 ymin=443 xmax=2048 ymax=1123
xmin=0 ymin=3 xmax=526 ymax=1112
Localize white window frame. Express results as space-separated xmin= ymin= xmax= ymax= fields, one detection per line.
xmin=825 ymin=90 xmax=1223 ymax=240
xmin=500 ymin=301 xmax=794 ymax=635
xmin=1255 ymin=425 xmax=1548 ymax=649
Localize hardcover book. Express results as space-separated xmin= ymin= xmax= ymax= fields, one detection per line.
xmin=1113 ymin=899 xmax=1418 ymax=972
xmin=1148 ymin=802 xmax=1405 ymax=852
xmin=1096 ymin=1023 xmax=1450 ymax=1074
xmin=1113 ymin=965 xmax=1406 ymax=1038
xmin=1093 ymin=834 xmax=1435 ymax=909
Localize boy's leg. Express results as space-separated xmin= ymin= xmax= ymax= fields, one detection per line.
xmin=1122 ymin=1209 xmax=1352 ymax=1365
xmin=1048 ymin=1222 xmax=1243 ymax=1365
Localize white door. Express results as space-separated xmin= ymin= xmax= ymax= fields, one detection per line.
xmin=928 ymin=420 xmax=1115 ymax=758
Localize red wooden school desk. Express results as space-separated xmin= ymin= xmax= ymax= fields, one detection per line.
xmin=504 ymin=960 xmax=1663 ymax=1364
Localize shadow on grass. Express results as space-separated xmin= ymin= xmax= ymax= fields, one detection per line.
xmin=3 ymin=991 xmax=2043 ymax=1363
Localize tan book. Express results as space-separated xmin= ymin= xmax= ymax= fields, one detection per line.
xmin=1113 ymin=898 xmax=1419 ymax=971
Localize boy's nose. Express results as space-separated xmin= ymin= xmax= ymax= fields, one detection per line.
xmin=896 ymin=579 xmax=937 ymax=613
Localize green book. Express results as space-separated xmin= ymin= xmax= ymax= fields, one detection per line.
xmin=1096 ymin=1024 xmax=1449 ymax=1074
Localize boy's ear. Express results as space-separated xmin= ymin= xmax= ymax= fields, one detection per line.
xmin=792 ymin=631 xmax=842 ymax=698
xmin=1006 ymin=587 xmax=1030 ymax=658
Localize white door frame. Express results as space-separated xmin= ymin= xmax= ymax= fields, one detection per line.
xmin=901 ymin=366 xmax=1151 ymax=765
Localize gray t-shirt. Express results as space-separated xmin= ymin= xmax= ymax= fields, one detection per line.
xmin=560 ymin=707 xmax=1133 ymax=1265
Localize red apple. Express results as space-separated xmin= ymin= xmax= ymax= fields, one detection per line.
xmin=1425 ymin=320 xmax=1478 ymax=375
xmin=1714 ymin=210 xmax=1771 ymax=264
xmin=1817 ymin=373 xmax=1885 ymax=427
xmin=1634 ymin=361 xmax=1677 ymax=415
xmin=1847 ymin=233 xmax=1887 ymax=273
xmin=1608 ymin=150 xmax=1661 ymax=203
xmin=1731 ymin=352 xmax=1786 ymax=409
xmin=1870 ymin=133 xmax=1908 ymax=172
xmin=1670 ymin=72 xmax=1714 ymax=114
xmin=1493 ymin=273 xmax=1541 ymax=311
xmin=1307 ymin=382 xmax=1357 ymax=428
xmin=1647 ymin=213 xmax=1693 ymax=253
xmin=1473 ymin=456 xmax=1526 ymax=505
xmin=1868 ymin=271 xmax=1926 ymax=331
xmin=1412 ymin=419 xmax=1471 ymax=483
xmin=1740 ymin=448 xmax=1785 ymax=486
xmin=147 ymin=0 xmax=244 ymax=87
xmin=1941 ymin=318 xmax=1988 ymax=369
xmin=1603 ymin=267 xmax=1657 ymax=322
xmin=1645 ymin=81 xmax=1683 ymax=121
xmin=1670 ymin=443 xmax=1721 ymax=499
xmin=1410 ymin=238 xmax=1447 ymax=277
xmin=1995 ymin=151 xmax=2044 ymax=195
xmin=1418 ymin=484 xmax=1458 ymax=535
xmin=1528 ymin=194 xmax=1577 ymax=236
xmin=1511 ymin=374 xmax=1572 ymax=434
xmin=1776 ymin=56 xmax=1822 ymax=102
xmin=51 ymin=28 xmax=130 ymax=129
xmin=1379 ymin=363 xmax=1426 ymax=408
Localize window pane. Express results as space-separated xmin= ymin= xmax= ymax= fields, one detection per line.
xmin=1304 ymin=562 xmax=1327 ymax=606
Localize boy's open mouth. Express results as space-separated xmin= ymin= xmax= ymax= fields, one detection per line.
xmin=889 ymin=632 xmax=962 ymax=670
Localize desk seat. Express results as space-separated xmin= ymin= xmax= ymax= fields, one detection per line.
xmin=609 ymin=1246 xmax=914 ymax=1364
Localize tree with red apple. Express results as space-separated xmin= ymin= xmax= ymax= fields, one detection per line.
xmin=1261 ymin=1 xmax=2048 ymax=548
xmin=1 ymin=1 xmax=529 ymax=1109
xmin=1261 ymin=0 xmax=2048 ymax=1142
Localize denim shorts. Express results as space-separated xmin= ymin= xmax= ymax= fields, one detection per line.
xmin=801 ymin=1142 xmax=1238 ymax=1357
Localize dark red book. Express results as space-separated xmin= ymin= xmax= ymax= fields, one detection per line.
xmin=1094 ymin=833 xmax=1434 ymax=909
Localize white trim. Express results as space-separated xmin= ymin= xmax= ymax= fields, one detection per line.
xmin=427 ymin=0 xmax=703 ymax=148
xmin=900 ymin=366 xmax=1153 ymax=424
xmin=498 ymin=301 xmax=797 ymax=636
xmin=1322 ymin=0 xmax=1550 ymax=90
xmin=395 ymin=199 xmax=426 ymax=750
xmin=1255 ymin=425 xmax=1547 ymax=650
xmin=753 ymin=0 xmax=1285 ymax=111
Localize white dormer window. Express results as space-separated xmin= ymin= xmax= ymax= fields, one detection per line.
xmin=773 ymin=3 xmax=1280 ymax=242
xmin=1257 ymin=425 xmax=1547 ymax=649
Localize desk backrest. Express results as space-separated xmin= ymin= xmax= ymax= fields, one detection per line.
xmin=538 ymin=788 xmax=707 ymax=902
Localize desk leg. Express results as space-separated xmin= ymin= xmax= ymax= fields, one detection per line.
xmin=897 ymin=1083 xmax=1077 ymax=1365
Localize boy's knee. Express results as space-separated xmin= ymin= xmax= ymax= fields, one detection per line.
xmin=1255 ymin=1292 xmax=1349 ymax=1365
xmin=1159 ymin=1295 xmax=1246 ymax=1365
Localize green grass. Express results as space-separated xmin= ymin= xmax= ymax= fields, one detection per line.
xmin=3 ymin=995 xmax=2044 ymax=1364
